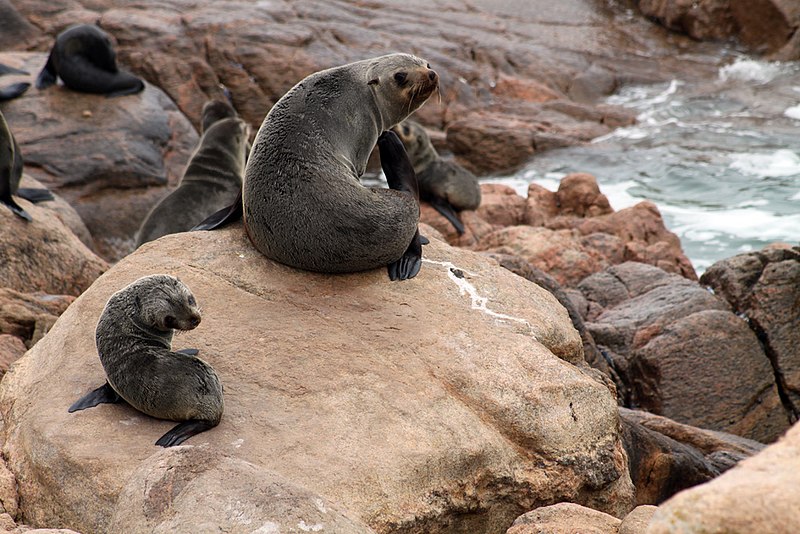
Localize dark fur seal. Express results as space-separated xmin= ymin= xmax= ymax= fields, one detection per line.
xmin=36 ymin=24 xmax=144 ymax=97
xmin=392 ymin=120 xmax=481 ymax=235
xmin=68 ymin=275 xmax=224 ymax=447
xmin=197 ymin=54 xmax=438 ymax=281
xmin=0 ymin=110 xmax=54 ymax=221
xmin=135 ymin=100 xmax=250 ymax=247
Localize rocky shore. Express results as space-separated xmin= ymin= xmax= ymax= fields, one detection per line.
xmin=0 ymin=0 xmax=798 ymax=532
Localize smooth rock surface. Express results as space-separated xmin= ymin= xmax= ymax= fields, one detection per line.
xmin=0 ymin=226 xmax=634 ymax=534
xmin=506 ymin=502 xmax=621 ymax=534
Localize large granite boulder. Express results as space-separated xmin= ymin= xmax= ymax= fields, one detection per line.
xmin=0 ymin=227 xmax=634 ymax=534
xmin=0 ymin=52 xmax=198 ymax=262
xmin=648 ymin=419 xmax=800 ymax=532
xmin=701 ymin=246 xmax=800 ymax=426
xmin=579 ymin=262 xmax=787 ymax=442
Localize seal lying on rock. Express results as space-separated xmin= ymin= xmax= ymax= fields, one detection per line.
xmin=36 ymin=24 xmax=144 ymax=97
xmin=195 ymin=53 xmax=439 ymax=280
xmin=68 ymin=275 xmax=224 ymax=447
xmin=0 ymin=110 xmax=54 ymax=221
xmin=392 ymin=120 xmax=481 ymax=235
xmin=135 ymin=100 xmax=250 ymax=247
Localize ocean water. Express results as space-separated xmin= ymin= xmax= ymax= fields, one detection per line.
xmin=489 ymin=56 xmax=800 ymax=274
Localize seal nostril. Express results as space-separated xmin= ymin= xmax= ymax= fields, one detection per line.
xmin=190 ymin=315 xmax=201 ymax=328
xmin=428 ymin=70 xmax=437 ymax=81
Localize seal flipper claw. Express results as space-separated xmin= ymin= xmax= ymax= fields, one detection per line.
xmin=155 ymin=419 xmax=215 ymax=447
xmin=68 ymin=382 xmax=122 ymax=412
xmin=192 ymin=188 xmax=243 ymax=231
xmin=428 ymin=196 xmax=465 ymax=235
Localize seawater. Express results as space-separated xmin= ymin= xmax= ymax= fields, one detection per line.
xmin=489 ymin=56 xmax=800 ymax=274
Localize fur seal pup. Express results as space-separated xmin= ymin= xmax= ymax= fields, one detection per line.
xmin=135 ymin=100 xmax=250 ymax=247
xmin=392 ymin=120 xmax=480 ymax=235
xmin=235 ymin=53 xmax=438 ymax=280
xmin=68 ymin=275 xmax=224 ymax=447
xmin=0 ymin=110 xmax=54 ymax=221
xmin=36 ymin=24 xmax=144 ymax=97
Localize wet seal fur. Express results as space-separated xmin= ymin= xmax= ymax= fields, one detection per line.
xmin=68 ymin=275 xmax=224 ymax=447
xmin=240 ymin=53 xmax=439 ymax=280
xmin=392 ymin=120 xmax=481 ymax=235
xmin=0 ymin=110 xmax=54 ymax=221
xmin=36 ymin=24 xmax=144 ymax=97
xmin=136 ymin=100 xmax=250 ymax=247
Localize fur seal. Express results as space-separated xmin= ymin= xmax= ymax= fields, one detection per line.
xmin=0 ymin=110 xmax=54 ymax=221
xmin=135 ymin=100 xmax=250 ymax=247
xmin=68 ymin=275 xmax=224 ymax=447
xmin=198 ymin=54 xmax=438 ymax=280
xmin=392 ymin=120 xmax=480 ymax=235
xmin=36 ymin=24 xmax=144 ymax=97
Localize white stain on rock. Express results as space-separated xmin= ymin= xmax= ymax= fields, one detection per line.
xmin=298 ymin=520 xmax=324 ymax=531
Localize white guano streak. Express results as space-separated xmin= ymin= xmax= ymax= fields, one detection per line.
xmin=423 ymin=259 xmax=537 ymax=340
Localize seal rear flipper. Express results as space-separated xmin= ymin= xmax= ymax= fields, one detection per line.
xmin=35 ymin=54 xmax=57 ymax=90
xmin=388 ymin=228 xmax=423 ymax=281
xmin=155 ymin=419 xmax=216 ymax=447
xmin=175 ymin=348 xmax=199 ymax=356
xmin=68 ymin=382 xmax=123 ymax=412
xmin=0 ymin=82 xmax=30 ymax=101
xmin=15 ymin=187 xmax=55 ymax=203
xmin=427 ymin=196 xmax=465 ymax=235
xmin=1 ymin=194 xmax=32 ymax=222
xmin=192 ymin=188 xmax=243 ymax=231
xmin=0 ymin=63 xmax=28 ymax=76
xmin=104 ymin=78 xmax=145 ymax=98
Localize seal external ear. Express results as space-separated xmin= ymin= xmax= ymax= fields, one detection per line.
xmin=155 ymin=419 xmax=216 ymax=447
xmin=378 ymin=130 xmax=424 ymax=281
xmin=68 ymin=381 xmax=123 ymax=412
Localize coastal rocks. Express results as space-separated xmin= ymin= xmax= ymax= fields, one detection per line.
xmin=701 ymin=246 xmax=800 ymax=424
xmin=0 ymin=191 xmax=107 ymax=297
xmin=638 ymin=0 xmax=800 ymax=60
xmin=506 ymin=502 xmax=621 ymax=534
xmin=0 ymin=289 xmax=74 ymax=349
xmin=579 ymin=262 xmax=787 ymax=442
xmin=0 ymin=52 xmax=198 ymax=262
xmin=648 ymin=418 xmax=800 ymax=533
xmin=0 ymin=227 xmax=634 ymax=533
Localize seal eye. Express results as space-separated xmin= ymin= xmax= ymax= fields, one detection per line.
xmin=403 ymin=126 xmax=410 ymax=135
xmin=394 ymin=72 xmax=408 ymax=86
xmin=188 ymin=295 xmax=196 ymax=307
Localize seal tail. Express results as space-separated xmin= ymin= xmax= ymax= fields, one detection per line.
xmin=0 ymin=82 xmax=30 ymax=101
xmin=191 ymin=188 xmax=243 ymax=231
xmin=15 ymin=187 xmax=55 ymax=204
xmin=35 ymin=53 xmax=58 ymax=90
xmin=156 ymin=419 xmax=216 ymax=447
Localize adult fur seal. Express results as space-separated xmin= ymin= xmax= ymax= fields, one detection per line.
xmin=135 ymin=100 xmax=249 ymax=247
xmin=36 ymin=24 xmax=144 ymax=97
xmin=197 ymin=53 xmax=439 ymax=280
xmin=392 ymin=120 xmax=480 ymax=235
xmin=0 ymin=110 xmax=54 ymax=221
xmin=68 ymin=275 xmax=224 ymax=447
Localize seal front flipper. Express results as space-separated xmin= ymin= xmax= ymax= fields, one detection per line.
xmin=155 ymin=419 xmax=216 ymax=447
xmin=176 ymin=348 xmax=199 ymax=356
xmin=0 ymin=63 xmax=28 ymax=76
xmin=388 ymin=228 xmax=423 ymax=281
xmin=427 ymin=195 xmax=465 ymax=235
xmin=35 ymin=53 xmax=58 ymax=90
xmin=68 ymin=382 xmax=123 ymax=412
xmin=192 ymin=187 xmax=243 ymax=231
xmin=16 ymin=187 xmax=55 ymax=203
xmin=378 ymin=130 xmax=419 ymax=200
xmin=0 ymin=82 xmax=30 ymax=102
xmin=0 ymin=193 xmax=32 ymax=222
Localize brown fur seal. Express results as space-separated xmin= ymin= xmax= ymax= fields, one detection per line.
xmin=241 ymin=53 xmax=438 ymax=280
xmin=392 ymin=120 xmax=480 ymax=235
xmin=135 ymin=100 xmax=250 ymax=247
xmin=68 ymin=275 xmax=224 ymax=447
xmin=0 ymin=110 xmax=53 ymax=221
xmin=36 ymin=24 xmax=144 ymax=97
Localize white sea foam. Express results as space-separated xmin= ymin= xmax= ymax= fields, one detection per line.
xmin=729 ymin=149 xmax=800 ymax=178
xmin=718 ymin=58 xmax=787 ymax=85
xmin=662 ymin=204 xmax=800 ymax=241
xmin=785 ymin=105 xmax=800 ymax=120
